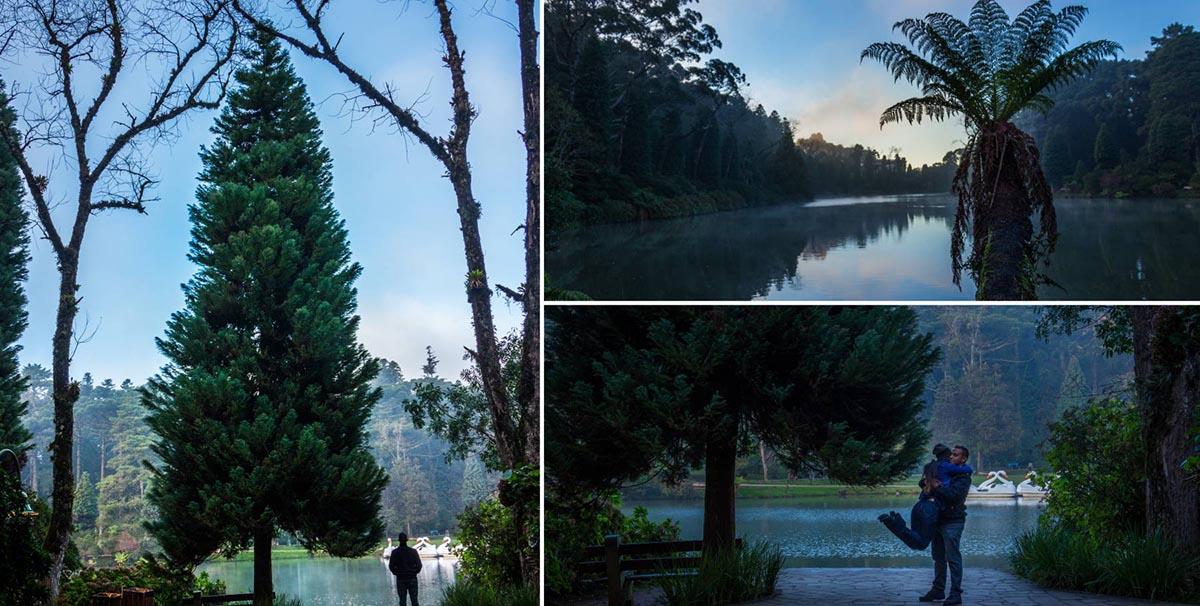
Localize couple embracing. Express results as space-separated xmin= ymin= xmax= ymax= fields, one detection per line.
xmin=879 ymin=443 xmax=972 ymax=605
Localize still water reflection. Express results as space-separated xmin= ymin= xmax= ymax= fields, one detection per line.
xmin=548 ymin=195 xmax=1200 ymax=300
xmin=626 ymin=496 xmax=1042 ymax=570
xmin=198 ymin=556 xmax=456 ymax=606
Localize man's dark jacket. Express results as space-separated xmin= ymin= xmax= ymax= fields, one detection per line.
xmin=388 ymin=545 xmax=423 ymax=580
xmin=920 ymin=471 xmax=971 ymax=520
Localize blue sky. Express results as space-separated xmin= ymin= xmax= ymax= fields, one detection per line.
xmin=10 ymin=2 xmax=531 ymax=384
xmin=697 ymin=0 xmax=1199 ymax=167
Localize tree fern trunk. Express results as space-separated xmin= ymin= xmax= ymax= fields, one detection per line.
xmin=977 ymin=148 xmax=1035 ymax=300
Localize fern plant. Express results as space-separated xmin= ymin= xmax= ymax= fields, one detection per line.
xmin=862 ymin=0 xmax=1120 ymax=300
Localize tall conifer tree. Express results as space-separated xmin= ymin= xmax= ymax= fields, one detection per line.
xmin=0 ymin=82 xmax=31 ymax=464
xmin=143 ymin=34 xmax=386 ymax=606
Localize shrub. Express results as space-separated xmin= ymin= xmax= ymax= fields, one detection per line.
xmin=441 ymin=582 xmax=538 ymax=606
xmin=0 ymin=473 xmax=51 ymax=606
xmin=1012 ymin=525 xmax=1200 ymax=603
xmin=656 ymin=540 xmax=785 ymax=606
xmin=58 ymin=555 xmax=225 ymax=606
xmin=546 ymin=490 xmax=680 ymax=596
xmin=1041 ymin=398 xmax=1144 ymax=542
xmin=455 ymin=498 xmax=523 ymax=588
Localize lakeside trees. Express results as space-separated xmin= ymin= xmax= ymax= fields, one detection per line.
xmin=545 ymin=0 xmax=953 ymax=232
xmin=142 ymin=34 xmax=385 ymax=606
xmin=862 ymin=0 xmax=1120 ymax=300
xmin=1019 ymin=23 xmax=1200 ymax=197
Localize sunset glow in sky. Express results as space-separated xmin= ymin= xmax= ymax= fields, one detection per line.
xmin=697 ymin=0 xmax=1199 ymax=166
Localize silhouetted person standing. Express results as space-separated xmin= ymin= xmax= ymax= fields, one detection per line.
xmin=388 ymin=532 xmax=423 ymax=606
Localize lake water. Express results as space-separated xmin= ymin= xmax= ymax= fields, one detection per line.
xmin=626 ymin=496 xmax=1042 ymax=570
xmin=548 ymin=195 xmax=1200 ymax=300
xmin=198 ymin=556 xmax=456 ymax=606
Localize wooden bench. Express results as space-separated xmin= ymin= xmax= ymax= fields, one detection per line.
xmin=579 ymin=535 xmax=743 ymax=606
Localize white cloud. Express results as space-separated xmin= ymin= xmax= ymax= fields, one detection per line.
xmin=357 ymin=294 xmax=522 ymax=381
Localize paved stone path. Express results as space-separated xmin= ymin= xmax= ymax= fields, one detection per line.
xmin=559 ymin=568 xmax=1191 ymax=606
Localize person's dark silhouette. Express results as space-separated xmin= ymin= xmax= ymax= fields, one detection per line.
xmin=388 ymin=532 xmax=423 ymax=606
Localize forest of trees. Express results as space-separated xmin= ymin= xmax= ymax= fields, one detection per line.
xmin=16 ymin=360 xmax=494 ymax=558
xmin=607 ymin=307 xmax=1132 ymax=493
xmin=545 ymin=0 xmax=955 ymax=231
xmin=1019 ymin=23 xmax=1200 ymax=198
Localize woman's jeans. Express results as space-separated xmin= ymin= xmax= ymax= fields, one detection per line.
xmin=882 ymin=499 xmax=939 ymax=549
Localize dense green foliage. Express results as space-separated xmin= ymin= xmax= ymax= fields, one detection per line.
xmin=0 ymin=81 xmax=30 ymax=460
xmin=545 ymin=490 xmax=680 ymax=594
xmin=18 ymin=358 xmax=493 ymax=557
xmin=58 ymin=556 xmax=225 ymax=606
xmin=545 ymin=0 xmax=952 ymax=231
xmin=547 ymin=306 xmax=939 ymax=596
xmin=863 ymin=0 xmax=1120 ymax=299
xmin=1019 ymin=23 xmax=1200 ymax=197
xmin=441 ymin=581 xmax=539 ymax=606
xmin=1011 ymin=526 xmax=1200 ymax=603
xmin=547 ymin=306 xmax=938 ymax=492
xmin=656 ymin=540 xmax=785 ymax=606
xmin=143 ymin=33 xmax=386 ymax=574
xmin=453 ymin=498 xmax=523 ymax=588
xmin=1041 ymin=398 xmax=1145 ymax=542
xmin=0 ymin=471 xmax=50 ymax=606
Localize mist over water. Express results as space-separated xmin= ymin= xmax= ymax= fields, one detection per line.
xmin=549 ymin=195 xmax=1200 ymax=301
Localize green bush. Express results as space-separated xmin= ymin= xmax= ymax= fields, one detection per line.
xmin=455 ymin=498 xmax=523 ymax=588
xmin=656 ymin=540 xmax=785 ymax=606
xmin=546 ymin=490 xmax=680 ymax=596
xmin=441 ymin=582 xmax=538 ymax=606
xmin=1041 ymin=398 xmax=1144 ymax=542
xmin=1012 ymin=525 xmax=1200 ymax=603
xmin=0 ymin=472 xmax=50 ymax=606
xmin=58 ymin=555 xmax=225 ymax=606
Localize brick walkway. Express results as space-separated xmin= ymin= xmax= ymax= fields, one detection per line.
xmin=559 ymin=568 xmax=1192 ymax=606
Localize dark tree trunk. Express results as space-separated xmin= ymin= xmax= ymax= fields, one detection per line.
xmin=254 ymin=526 xmax=274 ymax=606
xmin=1131 ymin=307 xmax=1200 ymax=549
xmin=702 ymin=431 xmax=737 ymax=554
xmin=977 ymin=152 xmax=1034 ymax=301
xmin=760 ymin=441 xmax=769 ymax=482
xmin=433 ymin=1 xmax=519 ymax=474
xmin=44 ymin=253 xmax=81 ymax=600
xmin=516 ymin=0 xmax=541 ymax=471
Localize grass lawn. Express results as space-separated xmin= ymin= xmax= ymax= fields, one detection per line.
xmin=733 ymin=477 xmax=923 ymax=499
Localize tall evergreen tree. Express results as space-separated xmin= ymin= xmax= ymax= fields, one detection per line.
xmin=548 ymin=307 xmax=939 ymax=552
xmin=1093 ymin=123 xmax=1119 ymax=170
xmin=143 ymin=34 xmax=386 ymax=606
xmin=0 ymin=81 xmax=31 ymax=464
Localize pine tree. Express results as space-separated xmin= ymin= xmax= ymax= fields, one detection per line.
xmin=1057 ymin=355 xmax=1089 ymax=415
xmin=1093 ymin=124 xmax=1119 ymax=170
xmin=72 ymin=471 xmax=97 ymax=535
xmin=0 ymin=81 xmax=31 ymax=463
xmin=143 ymin=33 xmax=386 ymax=606
xmin=460 ymin=455 xmax=490 ymax=508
